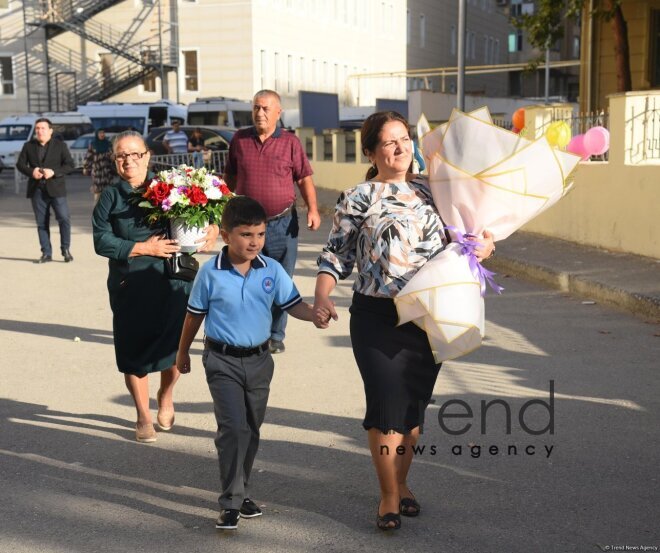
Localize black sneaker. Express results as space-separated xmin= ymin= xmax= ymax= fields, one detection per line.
xmin=36 ymin=255 xmax=52 ymax=264
xmin=239 ymin=498 xmax=263 ymax=518
xmin=269 ymin=340 xmax=285 ymax=354
xmin=215 ymin=509 xmax=240 ymax=530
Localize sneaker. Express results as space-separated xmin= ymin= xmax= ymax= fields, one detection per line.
xmin=36 ymin=255 xmax=52 ymax=264
xmin=269 ymin=340 xmax=285 ymax=354
xmin=215 ymin=509 xmax=240 ymax=530
xmin=239 ymin=498 xmax=263 ymax=518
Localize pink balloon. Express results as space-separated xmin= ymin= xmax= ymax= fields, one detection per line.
xmin=566 ymin=134 xmax=590 ymax=160
xmin=583 ymin=126 xmax=610 ymax=156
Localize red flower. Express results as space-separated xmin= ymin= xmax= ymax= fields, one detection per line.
xmin=219 ymin=183 xmax=231 ymax=196
xmin=186 ymin=186 xmax=208 ymax=206
xmin=149 ymin=181 xmax=173 ymax=204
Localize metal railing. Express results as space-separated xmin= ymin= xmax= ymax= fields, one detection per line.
xmin=626 ymin=95 xmax=660 ymax=165
xmin=13 ymin=151 xmax=87 ymax=194
xmin=150 ymin=151 xmax=228 ymax=175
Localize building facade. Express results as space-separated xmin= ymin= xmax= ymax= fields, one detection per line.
xmin=406 ymin=0 xmax=510 ymax=97
xmin=0 ymin=0 xmax=406 ymax=119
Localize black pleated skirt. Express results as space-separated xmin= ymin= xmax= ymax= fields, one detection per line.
xmin=349 ymin=292 xmax=442 ymax=434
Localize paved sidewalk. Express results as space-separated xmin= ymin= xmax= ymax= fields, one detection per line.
xmin=0 ymin=174 xmax=657 ymax=552
xmin=311 ymin=186 xmax=660 ymax=321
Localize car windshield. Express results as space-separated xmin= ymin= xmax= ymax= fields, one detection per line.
xmin=0 ymin=125 xmax=31 ymax=141
xmin=72 ymin=136 xmax=92 ymax=148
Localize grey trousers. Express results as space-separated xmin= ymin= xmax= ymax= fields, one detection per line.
xmin=203 ymin=347 xmax=274 ymax=510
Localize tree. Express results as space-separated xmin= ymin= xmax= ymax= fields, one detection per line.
xmin=513 ymin=0 xmax=631 ymax=92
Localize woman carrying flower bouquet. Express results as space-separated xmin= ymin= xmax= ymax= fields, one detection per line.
xmin=92 ymin=130 xmax=220 ymax=443
xmin=313 ymin=112 xmax=494 ymax=530
xmin=84 ymin=129 xmax=115 ymax=203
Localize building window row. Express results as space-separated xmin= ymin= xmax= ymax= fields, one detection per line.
xmin=260 ymin=49 xmax=357 ymax=96
xmin=1 ymin=55 xmax=15 ymax=95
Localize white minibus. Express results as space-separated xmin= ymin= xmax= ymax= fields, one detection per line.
xmin=0 ymin=112 xmax=93 ymax=169
xmin=187 ymin=97 xmax=252 ymax=128
xmin=76 ymin=100 xmax=187 ymax=136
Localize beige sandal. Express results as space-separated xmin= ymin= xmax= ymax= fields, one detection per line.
xmin=135 ymin=423 xmax=157 ymax=443
xmin=156 ymin=389 xmax=175 ymax=431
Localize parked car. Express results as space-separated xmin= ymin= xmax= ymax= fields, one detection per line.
xmin=69 ymin=132 xmax=117 ymax=156
xmin=145 ymin=125 xmax=235 ymax=156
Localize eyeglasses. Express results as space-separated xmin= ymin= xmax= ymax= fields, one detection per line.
xmin=113 ymin=151 xmax=149 ymax=161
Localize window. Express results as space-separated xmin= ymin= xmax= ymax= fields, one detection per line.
xmin=183 ymin=50 xmax=198 ymax=91
xmin=451 ymin=25 xmax=456 ymax=56
xmin=484 ymin=36 xmax=490 ymax=64
xmin=287 ymin=55 xmax=293 ymax=93
xmin=508 ymin=30 xmax=523 ymax=52
xmin=142 ymin=71 xmax=157 ymax=93
xmin=489 ymin=37 xmax=495 ymax=63
xmin=261 ymin=50 xmax=267 ymax=89
xmin=573 ymin=36 xmax=580 ymax=59
xmin=494 ymin=38 xmax=500 ymax=64
xmin=407 ymin=9 xmax=411 ymax=45
xmin=420 ymin=14 xmax=426 ymax=48
xmin=652 ymin=10 xmax=660 ymax=87
xmin=0 ymin=55 xmax=14 ymax=95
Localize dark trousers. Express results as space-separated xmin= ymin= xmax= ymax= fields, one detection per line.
xmin=203 ymin=348 xmax=274 ymax=510
xmin=262 ymin=210 xmax=299 ymax=341
xmin=30 ymin=186 xmax=71 ymax=256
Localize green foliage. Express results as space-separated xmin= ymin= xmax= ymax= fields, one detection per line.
xmin=512 ymin=0 xmax=622 ymax=56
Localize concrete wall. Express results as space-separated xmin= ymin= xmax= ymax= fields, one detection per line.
xmin=307 ymin=92 xmax=660 ymax=260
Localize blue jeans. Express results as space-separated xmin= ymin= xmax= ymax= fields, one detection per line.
xmin=30 ymin=186 xmax=71 ymax=256
xmin=262 ymin=209 xmax=298 ymax=342
xmin=192 ymin=151 xmax=204 ymax=168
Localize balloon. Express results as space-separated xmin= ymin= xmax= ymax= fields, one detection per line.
xmin=545 ymin=121 xmax=572 ymax=148
xmin=512 ymin=108 xmax=525 ymax=130
xmin=566 ymin=134 xmax=590 ymax=160
xmin=583 ymin=126 xmax=610 ymax=156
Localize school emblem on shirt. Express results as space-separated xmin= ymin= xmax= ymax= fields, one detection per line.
xmin=262 ymin=277 xmax=275 ymax=293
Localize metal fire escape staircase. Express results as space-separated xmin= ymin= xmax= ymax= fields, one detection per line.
xmin=22 ymin=0 xmax=178 ymax=111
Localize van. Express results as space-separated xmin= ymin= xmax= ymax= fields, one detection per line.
xmin=76 ymin=100 xmax=187 ymax=136
xmin=187 ymin=97 xmax=253 ymax=128
xmin=0 ymin=112 xmax=93 ymax=169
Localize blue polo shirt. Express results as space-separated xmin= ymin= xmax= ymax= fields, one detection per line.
xmin=187 ymin=246 xmax=302 ymax=347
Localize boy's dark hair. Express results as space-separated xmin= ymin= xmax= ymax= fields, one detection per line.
xmin=221 ymin=196 xmax=267 ymax=231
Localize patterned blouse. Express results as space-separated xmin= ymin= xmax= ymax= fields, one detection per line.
xmin=317 ymin=177 xmax=447 ymax=298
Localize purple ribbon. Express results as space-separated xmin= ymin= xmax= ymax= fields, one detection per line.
xmin=446 ymin=226 xmax=504 ymax=296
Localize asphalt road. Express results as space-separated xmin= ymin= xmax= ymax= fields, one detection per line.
xmin=0 ymin=175 xmax=658 ymax=553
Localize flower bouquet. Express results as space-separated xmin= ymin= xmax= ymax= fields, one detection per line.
xmin=138 ymin=165 xmax=233 ymax=252
xmin=393 ymin=107 xmax=582 ymax=362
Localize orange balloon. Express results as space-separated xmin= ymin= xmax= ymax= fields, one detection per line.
xmin=512 ymin=108 xmax=525 ymax=130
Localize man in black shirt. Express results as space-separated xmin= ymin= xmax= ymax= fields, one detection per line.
xmin=16 ymin=118 xmax=75 ymax=263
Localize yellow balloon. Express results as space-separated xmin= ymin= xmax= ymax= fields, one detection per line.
xmin=545 ymin=121 xmax=572 ymax=148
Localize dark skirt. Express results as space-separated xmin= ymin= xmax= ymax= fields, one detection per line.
xmin=350 ymin=292 xmax=441 ymax=434
xmin=109 ymin=256 xmax=191 ymax=376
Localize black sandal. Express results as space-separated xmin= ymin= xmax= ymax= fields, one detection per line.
xmin=376 ymin=503 xmax=401 ymax=531
xmin=400 ymin=495 xmax=421 ymax=517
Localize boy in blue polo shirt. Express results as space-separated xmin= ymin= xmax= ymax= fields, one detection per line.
xmin=176 ymin=196 xmax=322 ymax=531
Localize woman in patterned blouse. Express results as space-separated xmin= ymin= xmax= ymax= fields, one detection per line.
xmin=313 ymin=111 xmax=494 ymax=530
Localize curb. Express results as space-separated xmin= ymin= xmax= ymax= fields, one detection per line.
xmin=486 ymin=255 xmax=660 ymax=322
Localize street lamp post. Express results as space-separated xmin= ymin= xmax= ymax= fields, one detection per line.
xmin=457 ymin=0 xmax=466 ymax=110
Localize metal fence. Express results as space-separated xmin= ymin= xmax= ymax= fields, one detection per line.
xmin=626 ymin=95 xmax=660 ymax=165
xmin=12 ymin=151 xmax=228 ymax=194
xmin=149 ymin=151 xmax=228 ymax=174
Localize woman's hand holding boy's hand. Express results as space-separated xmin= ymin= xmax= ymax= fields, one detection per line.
xmin=313 ymin=297 xmax=338 ymax=329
